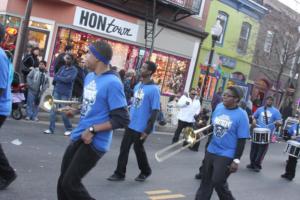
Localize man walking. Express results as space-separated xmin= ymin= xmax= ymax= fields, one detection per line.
xmin=0 ymin=23 xmax=17 ymax=190
xmin=57 ymin=40 xmax=129 ymax=200
xmin=107 ymin=61 xmax=160 ymax=182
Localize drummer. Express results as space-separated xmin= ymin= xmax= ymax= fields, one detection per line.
xmin=281 ymin=114 xmax=300 ymax=181
xmin=247 ymin=96 xmax=282 ymax=172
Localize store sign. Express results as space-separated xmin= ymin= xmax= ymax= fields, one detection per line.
xmin=219 ymin=55 xmax=236 ymax=69
xmin=73 ymin=7 xmax=139 ymax=42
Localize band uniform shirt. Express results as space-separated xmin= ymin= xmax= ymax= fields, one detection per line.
xmin=70 ymin=72 xmax=127 ymax=152
xmin=0 ymin=48 xmax=12 ymax=116
xmin=253 ymin=106 xmax=282 ymax=132
xmin=176 ymin=95 xmax=201 ymax=123
xmin=208 ymin=103 xmax=250 ymax=159
xmin=128 ymin=82 xmax=160 ymax=134
xmin=288 ymin=123 xmax=300 ymax=142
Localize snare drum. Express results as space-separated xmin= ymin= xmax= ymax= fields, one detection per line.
xmin=285 ymin=140 xmax=300 ymax=158
xmin=252 ymin=128 xmax=271 ymax=144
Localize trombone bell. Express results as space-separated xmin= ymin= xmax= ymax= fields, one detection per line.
xmin=42 ymin=95 xmax=81 ymax=112
xmin=155 ymin=125 xmax=212 ymax=162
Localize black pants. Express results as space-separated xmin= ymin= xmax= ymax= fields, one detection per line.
xmin=249 ymin=142 xmax=269 ymax=168
xmin=57 ymin=140 xmax=103 ymax=200
xmin=284 ymin=155 xmax=298 ymax=179
xmin=172 ymin=120 xmax=193 ymax=143
xmin=0 ymin=115 xmax=16 ymax=180
xmin=114 ymin=128 xmax=151 ymax=177
xmin=195 ymin=152 xmax=235 ymax=200
xmin=198 ymin=135 xmax=212 ymax=175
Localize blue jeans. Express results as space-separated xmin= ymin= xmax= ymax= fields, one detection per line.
xmin=26 ymin=90 xmax=39 ymax=119
xmin=49 ymin=92 xmax=72 ymax=133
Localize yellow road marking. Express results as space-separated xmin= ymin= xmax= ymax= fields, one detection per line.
xmin=145 ymin=190 xmax=171 ymax=195
xmin=149 ymin=194 xmax=185 ymax=200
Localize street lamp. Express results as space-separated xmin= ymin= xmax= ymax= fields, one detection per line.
xmin=200 ymin=20 xmax=223 ymax=104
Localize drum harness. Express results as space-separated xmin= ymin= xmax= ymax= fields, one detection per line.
xmin=264 ymin=106 xmax=269 ymax=127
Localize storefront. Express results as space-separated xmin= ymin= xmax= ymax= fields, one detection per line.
xmin=1 ymin=0 xmax=203 ymax=99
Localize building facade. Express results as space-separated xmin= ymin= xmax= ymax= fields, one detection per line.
xmin=249 ymin=0 xmax=300 ymax=107
xmin=0 ymin=0 xmax=210 ymax=103
xmin=191 ymin=0 xmax=267 ymax=103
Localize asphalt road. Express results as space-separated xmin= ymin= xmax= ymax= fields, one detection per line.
xmin=0 ymin=119 xmax=299 ymax=200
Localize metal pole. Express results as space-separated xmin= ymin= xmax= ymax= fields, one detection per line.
xmin=200 ymin=36 xmax=216 ymax=104
xmin=148 ymin=0 xmax=156 ymax=59
xmin=14 ymin=0 xmax=33 ymax=74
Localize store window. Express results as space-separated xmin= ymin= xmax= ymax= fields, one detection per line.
xmin=51 ymin=27 xmax=190 ymax=96
xmin=264 ymin=30 xmax=274 ymax=53
xmin=237 ymin=22 xmax=251 ymax=54
xmin=0 ymin=15 xmax=21 ymax=54
xmin=216 ymin=11 xmax=228 ymax=46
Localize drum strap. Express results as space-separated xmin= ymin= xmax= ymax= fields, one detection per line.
xmin=264 ymin=106 xmax=269 ymax=125
xmin=297 ymin=123 xmax=299 ymax=136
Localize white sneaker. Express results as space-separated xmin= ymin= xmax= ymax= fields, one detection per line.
xmin=33 ymin=118 xmax=39 ymax=121
xmin=64 ymin=131 xmax=72 ymax=136
xmin=25 ymin=117 xmax=30 ymax=120
xmin=43 ymin=129 xmax=53 ymax=134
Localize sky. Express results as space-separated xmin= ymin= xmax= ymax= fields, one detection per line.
xmin=278 ymin=0 xmax=300 ymax=13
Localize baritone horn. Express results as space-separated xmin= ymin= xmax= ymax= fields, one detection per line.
xmin=155 ymin=125 xmax=212 ymax=162
xmin=42 ymin=95 xmax=81 ymax=112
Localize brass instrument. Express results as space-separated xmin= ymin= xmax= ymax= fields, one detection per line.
xmin=155 ymin=125 xmax=212 ymax=162
xmin=42 ymin=95 xmax=81 ymax=112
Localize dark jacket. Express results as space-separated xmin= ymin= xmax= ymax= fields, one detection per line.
xmin=53 ymin=53 xmax=66 ymax=74
xmin=72 ymin=65 xmax=88 ymax=99
xmin=21 ymin=54 xmax=39 ymax=76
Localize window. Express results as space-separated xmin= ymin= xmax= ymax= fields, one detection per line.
xmin=264 ymin=30 xmax=274 ymax=53
xmin=237 ymin=22 xmax=251 ymax=54
xmin=216 ymin=11 xmax=228 ymax=45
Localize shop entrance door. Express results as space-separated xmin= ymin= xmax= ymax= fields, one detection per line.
xmin=27 ymin=28 xmax=50 ymax=60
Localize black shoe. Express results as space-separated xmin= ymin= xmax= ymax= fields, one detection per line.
xmin=281 ymin=174 xmax=293 ymax=181
xmin=135 ymin=173 xmax=151 ymax=182
xmin=246 ymin=164 xmax=254 ymax=169
xmin=107 ymin=174 xmax=125 ymax=181
xmin=195 ymin=173 xmax=202 ymax=180
xmin=0 ymin=174 xmax=17 ymax=190
xmin=253 ymin=166 xmax=261 ymax=172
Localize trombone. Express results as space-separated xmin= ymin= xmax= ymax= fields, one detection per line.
xmin=42 ymin=95 xmax=81 ymax=112
xmin=155 ymin=125 xmax=212 ymax=162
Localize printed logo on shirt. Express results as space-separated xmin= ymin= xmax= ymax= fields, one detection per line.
xmin=132 ymin=87 xmax=144 ymax=108
xmin=213 ymin=114 xmax=232 ymax=138
xmin=81 ymin=80 xmax=97 ymax=117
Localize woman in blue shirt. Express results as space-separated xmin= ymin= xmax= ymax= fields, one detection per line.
xmin=195 ymin=86 xmax=250 ymax=200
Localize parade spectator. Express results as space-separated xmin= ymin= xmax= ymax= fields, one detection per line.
xmin=280 ymin=97 xmax=293 ymax=123
xmin=211 ymin=87 xmax=223 ymax=112
xmin=72 ymin=58 xmax=88 ymax=101
xmin=53 ymin=45 xmax=72 ymax=74
xmin=0 ymin=23 xmax=17 ymax=190
xmin=123 ymin=69 xmax=135 ymax=105
xmin=21 ymin=47 xmax=40 ymax=82
xmin=25 ymin=60 xmax=49 ymax=121
xmin=172 ymin=88 xmax=201 ymax=143
xmin=44 ymin=53 xmax=77 ymax=136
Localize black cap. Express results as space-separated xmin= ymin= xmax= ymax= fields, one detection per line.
xmin=0 ymin=23 xmax=5 ymax=43
xmin=228 ymin=86 xmax=244 ymax=101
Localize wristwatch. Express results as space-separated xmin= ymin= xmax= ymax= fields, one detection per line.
xmin=89 ymin=126 xmax=96 ymax=135
xmin=233 ymin=159 xmax=240 ymax=164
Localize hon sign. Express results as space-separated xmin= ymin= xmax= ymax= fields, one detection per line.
xmin=73 ymin=7 xmax=139 ymax=42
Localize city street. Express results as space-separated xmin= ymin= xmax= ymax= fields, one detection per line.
xmin=0 ymin=119 xmax=299 ymax=200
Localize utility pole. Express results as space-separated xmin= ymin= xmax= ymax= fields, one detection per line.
xmin=14 ymin=0 xmax=33 ymax=73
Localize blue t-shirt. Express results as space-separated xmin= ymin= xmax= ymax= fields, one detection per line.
xmin=253 ymin=106 xmax=282 ymax=132
xmin=0 ymin=48 xmax=12 ymax=116
xmin=288 ymin=123 xmax=300 ymax=142
xmin=208 ymin=103 xmax=250 ymax=158
xmin=70 ymin=72 xmax=127 ymax=152
xmin=128 ymin=82 xmax=160 ymax=133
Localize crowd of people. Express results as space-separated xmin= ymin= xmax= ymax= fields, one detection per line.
xmin=0 ymin=22 xmax=300 ymax=200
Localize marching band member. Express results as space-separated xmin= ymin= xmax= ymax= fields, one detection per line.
xmin=107 ymin=61 xmax=160 ymax=182
xmin=195 ymin=86 xmax=250 ymax=200
xmin=247 ymin=96 xmax=282 ymax=172
xmin=57 ymin=40 xmax=129 ymax=200
xmin=281 ymin=114 xmax=300 ymax=181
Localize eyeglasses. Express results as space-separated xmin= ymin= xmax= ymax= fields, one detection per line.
xmin=222 ymin=93 xmax=236 ymax=98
